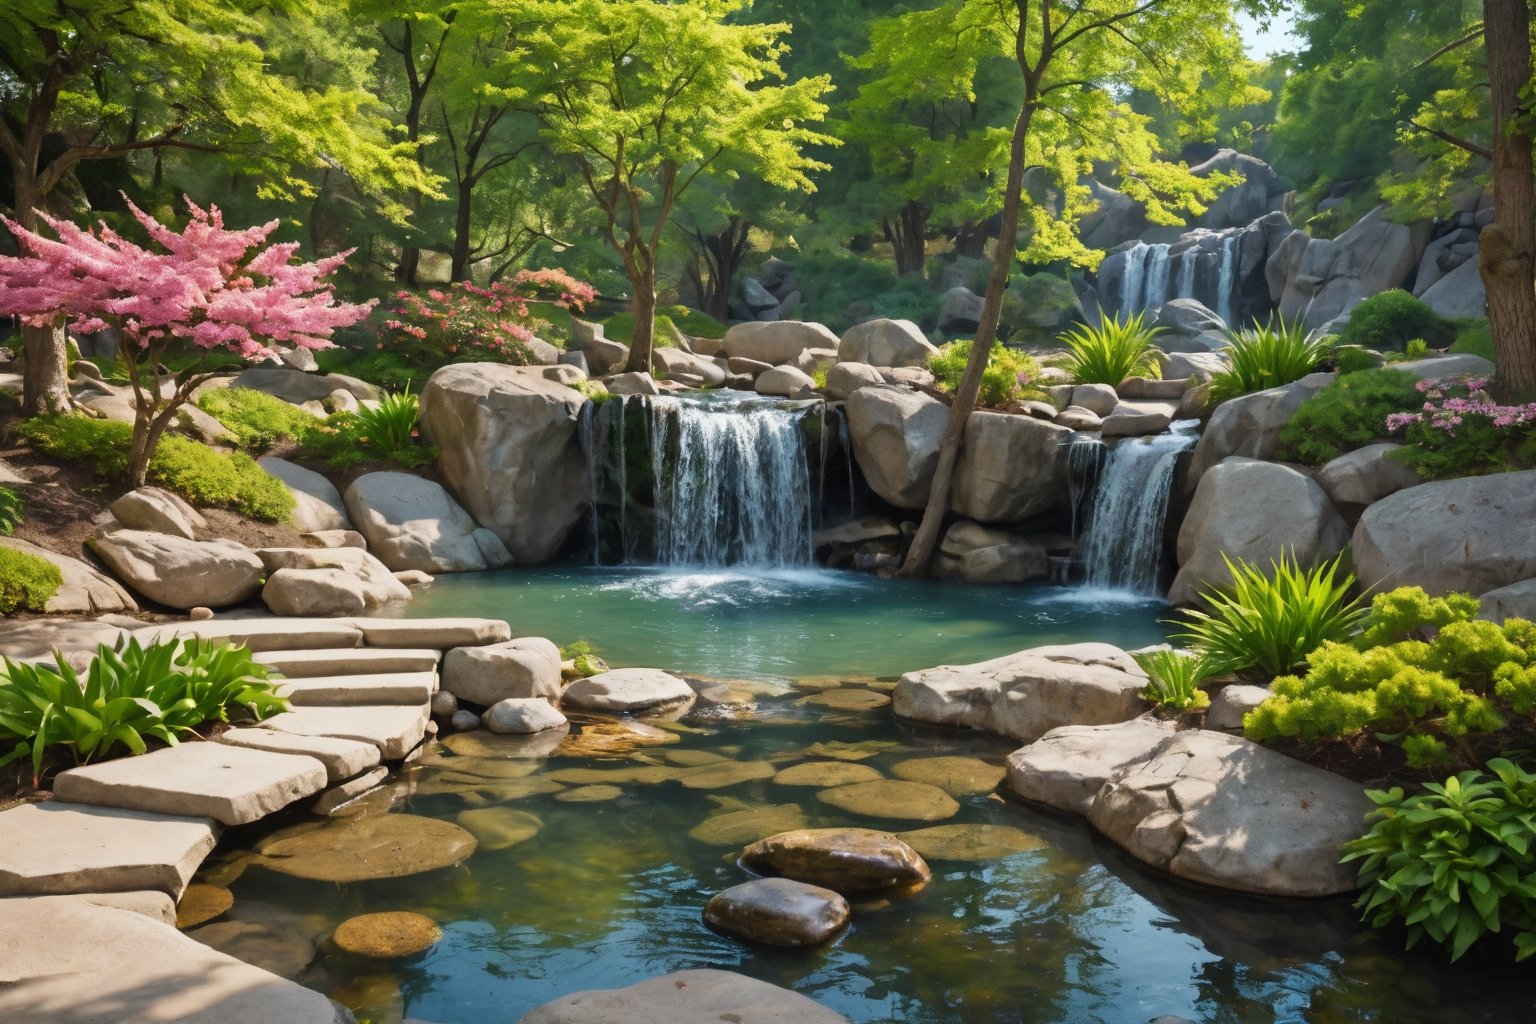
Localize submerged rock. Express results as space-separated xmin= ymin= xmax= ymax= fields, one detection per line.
xmin=816 ymin=780 xmax=959 ymax=822
xmin=331 ymin=911 xmax=441 ymax=959
xmin=174 ymin=884 xmax=234 ymax=930
xmin=704 ymin=877 xmax=851 ymax=947
xmin=455 ymin=807 xmax=542 ymax=851
xmin=888 ymin=756 xmax=1004 ymax=797
xmin=895 ymin=824 xmax=1046 ymax=862
xmin=255 ymin=814 xmax=478 ymax=882
xmin=771 ymin=762 xmax=883 ymax=788
xmin=185 ymin=918 xmax=315 ymax=979
xmin=740 ymin=828 xmax=931 ymax=894
xmin=515 ymin=969 xmax=851 ymax=1024
xmin=689 ymin=804 xmax=809 ymax=847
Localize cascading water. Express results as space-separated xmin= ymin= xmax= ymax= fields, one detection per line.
xmin=583 ymin=391 xmax=843 ymax=568
xmin=1116 ymin=233 xmax=1242 ymax=324
xmin=1075 ymin=423 xmax=1199 ymax=593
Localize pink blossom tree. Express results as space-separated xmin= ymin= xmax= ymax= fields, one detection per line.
xmin=0 ymin=197 xmax=372 ymax=487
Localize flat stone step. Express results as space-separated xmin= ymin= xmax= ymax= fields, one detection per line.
xmin=213 ymin=728 xmax=380 ymax=782
xmin=0 ymin=895 xmax=348 ymax=1024
xmin=0 ymin=803 xmax=217 ymax=900
xmin=53 ymin=742 xmax=328 ymax=826
xmin=254 ymin=646 xmax=441 ymax=677
xmin=343 ymin=616 xmax=512 ymax=649
xmin=274 ymin=671 xmax=437 ymax=707
xmin=255 ymin=704 xmax=430 ymax=760
xmin=137 ymin=617 xmax=363 ymax=653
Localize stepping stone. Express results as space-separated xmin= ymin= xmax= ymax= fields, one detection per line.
xmin=312 ymin=766 xmax=389 ymax=815
xmin=343 ymin=617 xmax=512 ymax=649
xmin=53 ymin=742 xmax=328 ymax=826
xmin=704 ymin=877 xmax=850 ymax=947
xmin=274 ymin=671 xmax=437 ymax=707
xmin=213 ymin=728 xmax=380 ymax=782
xmin=255 ymin=647 xmax=440 ymax=678
xmin=136 ymin=617 xmax=363 ymax=653
xmin=0 ymin=895 xmax=346 ymax=1024
xmin=0 ymin=803 xmax=217 ymax=899
xmin=71 ymin=890 xmax=178 ymax=926
xmin=256 ymin=704 xmax=430 ymax=759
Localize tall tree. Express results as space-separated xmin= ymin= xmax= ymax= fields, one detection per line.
xmin=897 ymin=0 xmax=1255 ymax=577
xmin=0 ymin=0 xmax=436 ymax=414
xmin=515 ymin=0 xmax=835 ymax=374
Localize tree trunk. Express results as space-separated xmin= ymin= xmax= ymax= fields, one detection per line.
xmin=683 ymin=216 xmax=749 ymax=321
xmin=898 ymin=100 xmax=1037 ymax=577
xmin=882 ymin=200 xmax=929 ymax=277
xmin=623 ymin=259 xmax=658 ymax=374
xmin=10 ymin=188 xmax=73 ymax=416
xmin=952 ymin=220 xmax=989 ymax=259
xmin=450 ymin=176 xmax=475 ymax=282
xmin=1480 ymin=0 xmax=1536 ymax=400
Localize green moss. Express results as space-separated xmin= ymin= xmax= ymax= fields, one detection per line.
xmin=0 ymin=547 xmax=63 ymax=614
xmin=1449 ymin=318 xmax=1495 ymax=362
xmin=602 ymin=312 xmax=681 ymax=348
xmin=1276 ymin=369 xmax=1423 ymax=466
xmin=663 ymin=305 xmax=727 ymax=339
xmin=196 ymin=387 xmax=317 ymax=450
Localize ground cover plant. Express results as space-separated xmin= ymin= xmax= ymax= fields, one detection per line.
xmin=928 ymin=339 xmax=1043 ymax=409
xmin=1386 ymin=375 xmax=1536 ymax=479
xmin=1276 ymin=369 xmax=1423 ymax=466
xmin=0 ymin=546 xmax=62 ymax=614
xmin=0 ymin=485 xmax=25 ymax=535
xmin=1207 ymin=318 xmax=1333 ymax=405
xmin=1060 ymin=311 xmax=1162 ymax=386
xmin=298 ymin=388 xmax=435 ymax=471
xmin=196 ymin=387 xmax=318 ymax=450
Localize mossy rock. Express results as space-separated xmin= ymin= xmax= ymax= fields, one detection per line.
xmin=332 ymin=911 xmax=442 ymax=959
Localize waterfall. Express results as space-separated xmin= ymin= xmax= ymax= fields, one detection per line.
xmin=1076 ymin=425 xmax=1198 ymax=593
xmin=583 ymin=391 xmax=836 ymax=567
xmin=1117 ymin=230 xmax=1244 ymax=326
xmin=1065 ymin=435 xmax=1107 ymax=538
xmin=1216 ymin=232 xmax=1239 ymax=328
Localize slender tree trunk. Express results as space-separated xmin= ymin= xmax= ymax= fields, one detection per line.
xmin=952 ymin=220 xmax=989 ymax=259
xmin=450 ymin=176 xmax=476 ymax=282
xmin=683 ymin=216 xmax=749 ymax=321
xmin=11 ymin=188 xmax=73 ymax=415
xmin=899 ymin=99 xmax=1037 ymax=577
xmin=882 ymin=200 xmax=929 ymax=277
xmin=624 ymin=257 xmax=658 ymax=374
xmin=1481 ymin=0 xmax=1536 ymax=400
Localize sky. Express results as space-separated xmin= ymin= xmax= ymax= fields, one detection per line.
xmin=1234 ymin=9 xmax=1302 ymax=58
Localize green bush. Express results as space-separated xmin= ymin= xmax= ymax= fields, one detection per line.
xmin=1337 ymin=289 xmax=1454 ymax=352
xmin=602 ymin=312 xmax=681 ymax=348
xmin=196 ymin=387 xmax=317 ymax=450
xmin=1244 ymin=587 xmax=1536 ymax=769
xmin=1387 ymin=375 xmax=1536 ymax=480
xmin=928 ymin=339 xmax=1043 ymax=409
xmin=1172 ymin=551 xmax=1367 ymax=678
xmin=0 ymin=637 xmax=289 ymax=784
xmin=0 ymin=547 xmax=63 ymax=614
xmin=1132 ymin=649 xmax=1212 ymax=712
xmin=0 ymin=485 xmax=25 ymax=535
xmin=314 ymin=348 xmax=422 ymax=392
xmin=1343 ymin=758 xmax=1536 ymax=962
xmin=1060 ymin=311 xmax=1163 ymax=386
xmin=1449 ymin=318 xmax=1494 ymax=362
xmin=299 ymin=405 xmax=437 ymax=472
xmin=1275 ymin=369 xmax=1423 ymax=465
xmin=664 ymin=305 xmax=728 ymax=340
xmin=17 ymin=416 xmax=294 ymax=522
xmin=352 ymin=388 xmax=420 ymax=455
xmin=1207 ymin=318 xmax=1334 ymax=405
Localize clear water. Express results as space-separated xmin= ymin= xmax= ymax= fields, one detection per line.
xmin=204 ymin=568 xmax=1535 ymax=1024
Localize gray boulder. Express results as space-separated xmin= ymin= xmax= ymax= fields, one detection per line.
xmin=562 ymin=668 xmax=696 ymax=716
xmin=1420 ymin=256 xmax=1486 ymax=319
xmin=846 ymin=386 xmax=948 ymax=509
xmin=257 ymin=458 xmax=352 ymax=534
xmin=442 ymin=638 xmax=562 ymax=707
xmin=1390 ymin=352 xmax=1495 ymax=382
xmin=822 ymin=362 xmax=884 ymax=401
xmin=1187 ymin=372 xmax=1334 ymax=483
xmin=516 ymin=969 xmax=850 ymax=1024
xmin=1005 ymin=717 xmax=1176 ymax=815
xmin=419 ymin=364 xmax=588 ymax=563
xmin=1315 ymin=443 xmax=1422 ymax=522
xmin=755 ymin=365 xmax=816 ymax=398
xmin=1088 ymin=730 xmax=1372 ymax=897
xmin=1480 ymin=579 xmax=1536 ymax=625
xmin=952 ymin=412 xmax=1071 ymax=523
xmin=721 ymin=321 xmax=840 ymax=366
xmin=1353 ymin=471 xmax=1536 ymax=596
xmin=343 ymin=471 xmax=513 ymax=574
xmin=893 ymin=643 xmax=1148 ymax=743
xmin=1276 ymin=205 xmax=1432 ymax=330
xmin=653 ymin=348 xmax=725 ymax=388
xmin=1152 ymin=298 xmax=1226 ymax=341
xmin=229 ymin=367 xmax=379 ymax=404
xmin=938 ymin=288 xmax=985 ymax=334
xmin=483 ymin=698 xmax=568 ymax=735
xmin=838 ymin=319 xmax=938 ymax=368
xmin=89 ymin=531 xmax=263 ymax=610
xmin=109 ymin=488 xmax=205 ymax=540
xmin=1205 ymin=684 xmax=1272 ymax=733
xmin=1170 ymin=458 xmax=1349 ymax=606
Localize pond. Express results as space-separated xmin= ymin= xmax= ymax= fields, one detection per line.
xmin=200 ymin=567 xmax=1534 ymax=1024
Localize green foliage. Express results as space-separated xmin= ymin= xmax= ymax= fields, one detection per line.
xmin=603 ymin=312 xmax=679 ymax=349
xmin=928 ymin=339 xmax=1042 ymax=410
xmin=1343 ymin=758 xmax=1536 ymax=962
xmin=558 ymin=640 xmax=603 ymax=678
xmin=1172 ymin=552 xmax=1367 ymax=678
xmin=1337 ymin=290 xmax=1454 ymax=352
xmin=352 ymin=388 xmax=420 ymax=456
xmin=794 ymin=252 xmax=933 ymax=331
xmin=196 ymin=388 xmax=317 ymax=450
xmin=0 ymin=485 xmax=25 ymax=535
xmin=1450 ymin=319 xmax=1495 ymax=363
xmin=298 ymin=393 xmax=436 ymax=472
xmin=0 ymin=637 xmax=289 ymax=784
xmin=1387 ymin=375 xmax=1536 ymax=481
xmin=1060 ymin=311 xmax=1163 ymax=386
xmin=1276 ymin=369 xmax=1424 ymax=466
xmin=1207 ymin=319 xmax=1334 ymax=405
xmin=0 ymin=547 xmax=62 ymax=614
xmin=664 ymin=305 xmax=728 ymax=340
xmin=1245 ymin=587 xmax=1536 ymax=769
xmin=1132 ymin=650 xmax=1212 ymax=712
xmin=17 ymin=417 xmax=294 ymax=521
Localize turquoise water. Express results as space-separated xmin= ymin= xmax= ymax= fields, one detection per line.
xmin=203 ymin=567 xmax=1533 ymax=1024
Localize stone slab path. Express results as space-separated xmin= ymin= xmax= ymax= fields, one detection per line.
xmin=0 ymin=802 xmax=216 ymax=899
xmin=275 ymin=670 xmax=438 ymax=706
xmin=255 ymin=646 xmax=442 ymax=677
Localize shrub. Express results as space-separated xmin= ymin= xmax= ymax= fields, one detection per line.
xmin=381 ymin=271 xmax=595 ymax=369
xmin=1275 ymin=369 xmax=1423 ymax=465
xmin=0 ymin=636 xmax=289 ymax=784
xmin=352 ymin=388 xmax=420 ymax=455
xmin=1342 ymin=758 xmax=1536 ymax=961
xmin=196 ymin=387 xmax=317 ymax=450
xmin=1060 ymin=311 xmax=1163 ymax=386
xmin=0 ymin=485 xmax=25 ymax=535
xmin=1449 ymin=318 xmax=1494 ymax=362
xmin=299 ymin=399 xmax=437 ymax=472
xmin=1386 ymin=374 xmax=1536 ymax=480
xmin=1172 ymin=551 xmax=1367 ymax=678
xmin=1132 ymin=650 xmax=1212 ymax=711
xmin=1207 ymin=318 xmax=1333 ymax=405
xmin=1244 ymin=587 xmax=1536 ymax=769
xmin=17 ymin=416 xmax=294 ymax=522
xmin=928 ymin=339 xmax=1043 ymax=409
xmin=0 ymin=547 xmax=62 ymax=614
xmin=1337 ymin=289 xmax=1454 ymax=352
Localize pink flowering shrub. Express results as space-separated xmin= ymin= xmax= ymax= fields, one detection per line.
xmin=1387 ymin=375 xmax=1536 ymax=479
xmin=380 ymin=270 xmax=596 ymax=370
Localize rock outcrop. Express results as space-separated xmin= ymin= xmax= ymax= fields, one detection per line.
xmin=1186 ymin=372 xmax=1334 ymax=483
xmin=845 ymin=385 xmax=948 ymax=509
xmin=838 ymin=319 xmax=938 ymax=368
xmin=89 ymin=531 xmax=264 ymax=610
xmin=951 ymin=412 xmax=1071 ymax=523
xmin=343 ymin=471 xmax=513 ymax=574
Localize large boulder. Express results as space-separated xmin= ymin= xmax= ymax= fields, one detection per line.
xmin=442 ymin=637 xmax=563 ymax=707
xmin=938 ymin=287 xmax=985 ymax=334
xmin=109 ymin=488 xmax=205 ymax=540
xmin=1185 ymin=150 xmax=1284 ymax=231
xmin=562 ymin=668 xmax=695 ymax=716
xmin=1088 ymin=730 xmax=1373 ymax=897
xmin=0 ymin=537 xmax=137 ymax=614
xmin=755 ymin=365 xmax=816 ymax=398
xmin=1419 ymin=256 xmax=1486 ymax=319
xmin=1480 ymin=579 xmax=1536 ymax=625
xmin=1315 ymin=443 xmax=1422 ymax=522
xmin=89 ymin=531 xmax=263 ymax=610
xmin=419 ymin=363 xmax=588 ymax=563
xmin=257 ymin=458 xmax=352 ymax=533
xmin=1170 ymin=458 xmax=1350 ymax=606
xmin=516 ymin=969 xmax=850 ymax=1024
xmin=1005 ymin=717 xmax=1177 ymax=816
xmin=1276 ymin=205 xmax=1432 ymax=330
xmin=1151 ymin=298 xmax=1226 ymax=344
xmin=1353 ymin=471 xmax=1536 ymax=596
xmin=952 ymin=412 xmax=1072 ymax=523
xmin=822 ymin=362 xmax=884 ymax=401
xmin=257 ymin=547 xmax=410 ymax=616
xmin=721 ymin=321 xmax=839 ymax=366
xmin=1390 ymin=352 xmax=1495 ymax=382
xmin=653 ymin=348 xmax=725 ymax=388
xmin=229 ymin=367 xmax=378 ymax=405
xmin=892 ymin=643 xmax=1148 ymax=743
xmin=1186 ymin=372 xmax=1334 ymax=483
xmin=343 ymin=471 xmax=512 ymax=574
xmin=845 ymin=385 xmax=948 ymax=509
xmin=838 ymin=319 xmax=938 ymax=368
